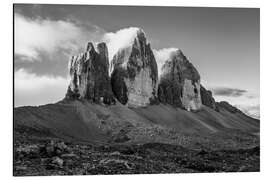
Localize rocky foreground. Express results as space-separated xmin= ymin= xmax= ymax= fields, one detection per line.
xmin=14 ymin=134 xmax=259 ymax=176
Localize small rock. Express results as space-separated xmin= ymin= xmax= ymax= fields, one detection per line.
xmin=61 ymin=153 xmax=79 ymax=159
xmin=197 ymin=149 xmax=208 ymax=155
xmin=17 ymin=144 xmax=39 ymax=154
xmin=52 ymin=156 xmax=64 ymax=167
xmin=110 ymin=151 xmax=121 ymax=156
xmin=99 ymin=158 xmax=132 ymax=170
xmin=238 ymin=165 xmax=246 ymax=172
xmin=44 ymin=142 xmax=55 ymax=156
xmin=56 ymin=142 xmax=68 ymax=151
xmin=15 ymin=166 xmax=27 ymax=171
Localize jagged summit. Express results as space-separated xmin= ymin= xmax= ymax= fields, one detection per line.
xmin=64 ymin=28 xmax=241 ymax=112
xmin=66 ymin=27 xmax=158 ymax=108
xmin=103 ymin=27 xmax=146 ymax=65
xmin=66 ymin=42 xmax=115 ymax=105
xmin=159 ymin=48 xmax=200 ymax=79
xmin=158 ymin=48 xmax=202 ymax=111
xmin=65 ymin=28 xmax=214 ymax=110
xmin=86 ymin=42 xmax=95 ymax=51
xmin=110 ymin=28 xmax=158 ymax=107
xmin=109 ymin=27 xmax=149 ymax=74
xmin=168 ymin=49 xmax=185 ymax=60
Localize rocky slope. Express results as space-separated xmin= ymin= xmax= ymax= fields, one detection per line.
xmin=110 ymin=29 xmax=158 ymax=107
xmin=14 ymin=139 xmax=259 ymax=176
xmin=14 ymin=100 xmax=259 ymax=146
xmin=14 ymin=99 xmax=260 ymax=176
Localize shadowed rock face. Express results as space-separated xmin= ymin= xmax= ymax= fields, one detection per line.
xmin=158 ymin=50 xmax=202 ymax=111
xmin=65 ymin=42 xmax=115 ymax=105
xmin=200 ymin=85 xmax=218 ymax=111
xmin=216 ymin=101 xmax=242 ymax=114
xmin=110 ymin=29 xmax=158 ymax=107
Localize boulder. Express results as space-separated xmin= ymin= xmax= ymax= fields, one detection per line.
xmin=51 ymin=156 xmax=64 ymax=167
xmin=158 ymin=49 xmax=202 ymax=111
xmin=110 ymin=28 xmax=158 ymax=107
xmin=65 ymin=42 xmax=115 ymax=105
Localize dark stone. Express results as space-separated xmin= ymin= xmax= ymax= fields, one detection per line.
xmin=200 ymin=85 xmax=218 ymax=110
xmin=216 ymin=101 xmax=242 ymax=114
xmin=111 ymin=68 xmax=128 ymax=105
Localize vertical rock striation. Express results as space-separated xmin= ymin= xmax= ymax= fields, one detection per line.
xmin=158 ymin=49 xmax=202 ymax=111
xmin=65 ymin=42 xmax=115 ymax=105
xmin=110 ymin=28 xmax=158 ymax=107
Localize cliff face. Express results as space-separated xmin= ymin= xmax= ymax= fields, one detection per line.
xmin=200 ymin=85 xmax=218 ymax=111
xmin=158 ymin=50 xmax=202 ymax=111
xmin=65 ymin=42 xmax=115 ymax=105
xmin=110 ymin=29 xmax=158 ymax=107
xmin=64 ymin=28 xmax=233 ymax=112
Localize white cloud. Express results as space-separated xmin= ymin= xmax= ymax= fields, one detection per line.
xmin=102 ymin=27 xmax=141 ymax=62
xmin=212 ymin=89 xmax=260 ymax=119
xmin=236 ymin=104 xmax=260 ymax=119
xmin=15 ymin=14 xmax=138 ymax=62
xmin=14 ymin=68 xmax=69 ymax=107
xmin=14 ymin=13 xmax=100 ymax=61
xmin=153 ymin=48 xmax=178 ymax=76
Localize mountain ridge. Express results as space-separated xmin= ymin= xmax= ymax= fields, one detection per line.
xmin=14 ymin=28 xmax=259 ymax=148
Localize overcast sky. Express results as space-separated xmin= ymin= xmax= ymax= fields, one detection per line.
xmin=14 ymin=4 xmax=260 ymax=118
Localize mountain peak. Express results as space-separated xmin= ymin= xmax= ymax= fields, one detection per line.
xmin=86 ymin=42 xmax=95 ymax=52
xmin=66 ymin=41 xmax=115 ymax=104
xmin=110 ymin=27 xmax=158 ymax=107
xmin=104 ymin=27 xmax=147 ymax=64
xmin=136 ymin=27 xmax=146 ymax=38
xmin=158 ymin=49 xmax=202 ymax=111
